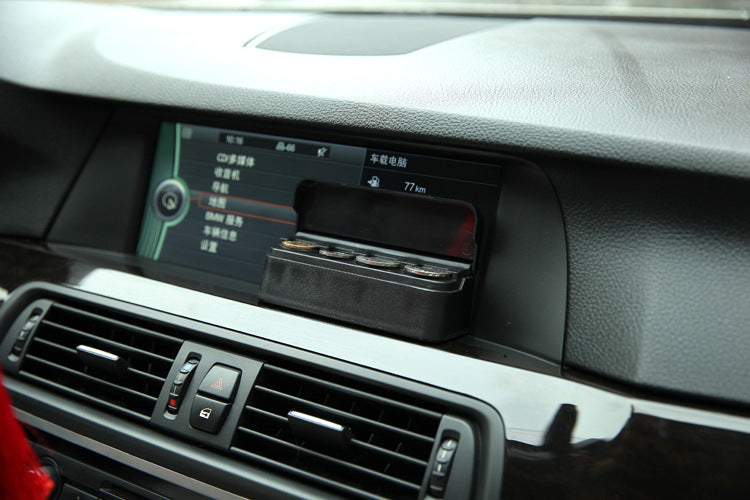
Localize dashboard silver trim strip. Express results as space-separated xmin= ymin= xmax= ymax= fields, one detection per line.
xmin=72 ymin=269 xmax=750 ymax=445
xmin=14 ymin=408 xmax=250 ymax=500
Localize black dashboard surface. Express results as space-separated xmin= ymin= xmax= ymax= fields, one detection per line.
xmin=1 ymin=1 xmax=749 ymax=177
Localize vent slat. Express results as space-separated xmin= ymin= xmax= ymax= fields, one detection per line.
xmin=238 ymin=418 xmax=428 ymax=469
xmin=263 ymin=365 xmax=442 ymax=420
xmin=252 ymin=386 xmax=435 ymax=443
xmin=24 ymin=355 xmax=158 ymax=404
xmin=41 ymin=320 xmax=174 ymax=364
xmin=30 ymin=338 xmax=166 ymax=386
xmin=349 ymin=439 xmax=429 ymax=468
xmin=247 ymin=405 xmax=289 ymax=423
xmin=51 ymin=303 xmax=182 ymax=345
xmin=234 ymin=364 xmax=442 ymax=500
xmin=235 ymin=427 xmax=422 ymax=493
xmin=128 ymin=367 xmax=166 ymax=384
xmin=18 ymin=371 xmax=150 ymax=422
xmin=18 ymin=301 xmax=181 ymax=422
xmin=32 ymin=336 xmax=77 ymax=354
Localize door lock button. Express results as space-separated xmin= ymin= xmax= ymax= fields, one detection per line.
xmin=189 ymin=395 xmax=230 ymax=434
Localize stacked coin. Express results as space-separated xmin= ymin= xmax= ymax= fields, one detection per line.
xmin=283 ymin=241 xmax=455 ymax=280
xmin=280 ymin=240 xmax=318 ymax=251
xmin=319 ymin=248 xmax=355 ymax=259
xmin=355 ymin=255 xmax=401 ymax=268
xmin=403 ymin=264 xmax=453 ymax=279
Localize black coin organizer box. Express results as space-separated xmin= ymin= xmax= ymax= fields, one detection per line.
xmin=258 ymin=181 xmax=480 ymax=342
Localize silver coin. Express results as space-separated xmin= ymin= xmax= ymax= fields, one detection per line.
xmin=355 ymin=255 xmax=401 ymax=268
xmin=319 ymin=248 xmax=355 ymax=259
xmin=280 ymin=240 xmax=318 ymax=251
xmin=403 ymin=264 xmax=454 ymax=279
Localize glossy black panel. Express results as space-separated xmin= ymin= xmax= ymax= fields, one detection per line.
xmin=0 ymin=241 xmax=748 ymax=499
xmin=505 ymin=404 xmax=750 ymax=498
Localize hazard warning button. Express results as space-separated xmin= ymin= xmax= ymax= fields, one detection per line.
xmin=198 ymin=364 xmax=241 ymax=402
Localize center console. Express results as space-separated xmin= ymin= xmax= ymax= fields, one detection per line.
xmin=0 ymin=107 xmax=571 ymax=500
xmin=134 ymin=122 xmax=507 ymax=342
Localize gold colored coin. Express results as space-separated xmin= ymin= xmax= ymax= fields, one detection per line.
xmin=280 ymin=240 xmax=318 ymax=251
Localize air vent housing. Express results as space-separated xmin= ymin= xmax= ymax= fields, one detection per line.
xmin=231 ymin=364 xmax=443 ymax=499
xmin=1 ymin=286 xmax=499 ymax=499
xmin=15 ymin=301 xmax=182 ymax=421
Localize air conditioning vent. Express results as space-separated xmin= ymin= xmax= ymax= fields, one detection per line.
xmin=231 ymin=364 xmax=442 ymax=500
xmin=19 ymin=302 xmax=182 ymax=421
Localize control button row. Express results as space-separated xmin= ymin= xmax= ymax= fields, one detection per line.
xmin=188 ymin=364 xmax=241 ymax=434
xmin=166 ymin=358 xmax=199 ymax=414
xmin=164 ymin=360 xmax=242 ymax=435
xmin=11 ymin=313 xmax=41 ymax=357
xmin=429 ymin=438 xmax=458 ymax=497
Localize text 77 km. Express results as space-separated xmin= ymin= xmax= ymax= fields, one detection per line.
xmin=404 ymin=181 xmax=427 ymax=194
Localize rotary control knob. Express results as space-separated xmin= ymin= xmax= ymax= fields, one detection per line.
xmin=153 ymin=179 xmax=187 ymax=221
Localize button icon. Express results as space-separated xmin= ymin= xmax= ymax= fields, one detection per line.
xmin=153 ymin=179 xmax=187 ymax=221
xmin=190 ymin=395 xmax=231 ymax=434
xmin=317 ymin=147 xmax=328 ymax=158
xmin=198 ymin=365 xmax=241 ymax=402
xmin=161 ymin=191 xmax=178 ymax=211
xmin=167 ymin=393 xmax=181 ymax=414
xmin=367 ymin=176 xmax=380 ymax=188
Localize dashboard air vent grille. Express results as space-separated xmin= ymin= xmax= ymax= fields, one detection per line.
xmin=231 ymin=364 xmax=442 ymax=500
xmin=19 ymin=302 xmax=182 ymax=421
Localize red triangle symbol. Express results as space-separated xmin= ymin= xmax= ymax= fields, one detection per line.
xmin=210 ymin=377 xmax=223 ymax=390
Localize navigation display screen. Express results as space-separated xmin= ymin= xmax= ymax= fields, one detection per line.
xmin=137 ymin=123 xmax=501 ymax=288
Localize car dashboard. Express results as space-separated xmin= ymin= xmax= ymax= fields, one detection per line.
xmin=0 ymin=1 xmax=749 ymax=499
